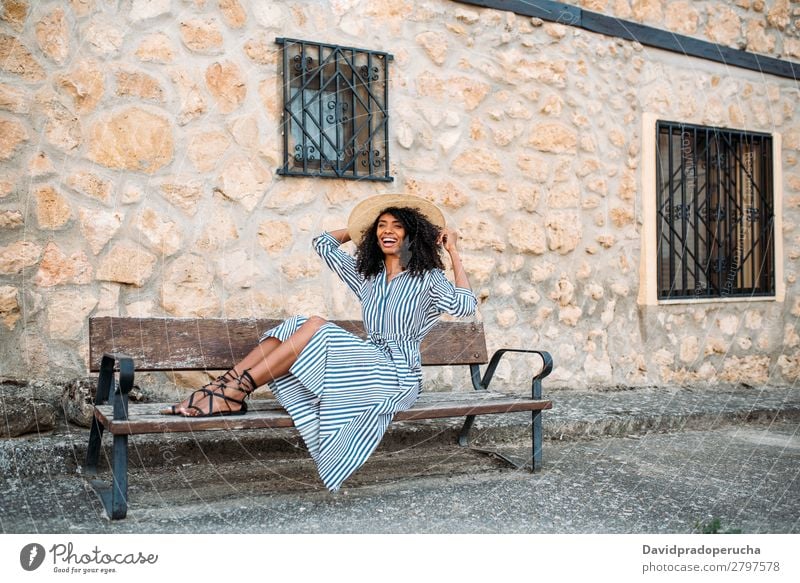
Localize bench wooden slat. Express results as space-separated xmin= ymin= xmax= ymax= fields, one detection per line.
xmin=89 ymin=317 xmax=489 ymax=371
xmin=95 ymin=392 xmax=553 ymax=435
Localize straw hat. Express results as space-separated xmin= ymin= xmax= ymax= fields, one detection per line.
xmin=347 ymin=193 xmax=446 ymax=246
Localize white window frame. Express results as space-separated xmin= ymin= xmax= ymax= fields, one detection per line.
xmin=638 ymin=112 xmax=785 ymax=306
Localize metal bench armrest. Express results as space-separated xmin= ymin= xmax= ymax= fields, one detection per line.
xmin=95 ymin=353 xmax=135 ymax=420
xmin=478 ymin=349 xmax=553 ymax=398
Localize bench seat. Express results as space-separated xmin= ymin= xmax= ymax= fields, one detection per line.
xmin=94 ymin=392 xmax=553 ymax=435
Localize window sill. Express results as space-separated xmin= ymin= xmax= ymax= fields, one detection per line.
xmin=654 ymin=296 xmax=780 ymax=306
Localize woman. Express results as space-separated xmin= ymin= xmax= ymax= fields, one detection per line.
xmin=161 ymin=194 xmax=476 ymax=491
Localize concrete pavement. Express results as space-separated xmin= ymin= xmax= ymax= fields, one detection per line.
xmin=1 ymin=384 xmax=798 ymax=533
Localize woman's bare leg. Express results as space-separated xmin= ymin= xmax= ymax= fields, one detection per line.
xmin=170 ymin=317 xmax=329 ymax=416
xmin=245 ymin=316 xmax=327 ymax=386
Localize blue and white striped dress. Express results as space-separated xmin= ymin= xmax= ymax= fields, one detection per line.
xmin=259 ymin=231 xmax=477 ymax=491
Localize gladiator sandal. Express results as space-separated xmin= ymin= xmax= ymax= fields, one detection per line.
xmin=161 ymin=368 xmax=257 ymax=417
xmin=182 ymin=368 xmax=257 ymax=417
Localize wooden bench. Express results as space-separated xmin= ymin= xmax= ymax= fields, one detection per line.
xmin=85 ymin=316 xmax=553 ymax=519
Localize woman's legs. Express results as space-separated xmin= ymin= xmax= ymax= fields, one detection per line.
xmin=165 ymin=316 xmax=329 ymax=416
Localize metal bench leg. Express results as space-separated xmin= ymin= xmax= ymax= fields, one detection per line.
xmin=85 ymin=419 xmax=104 ymax=476
xmin=459 ymin=413 xmax=530 ymax=471
xmin=89 ymin=434 xmax=129 ymax=520
xmin=110 ymin=434 xmax=129 ymax=519
xmin=458 ymin=415 xmax=476 ymax=447
xmin=85 ymin=355 xmax=115 ymax=476
xmin=86 ymin=353 xmax=133 ymax=520
xmin=532 ymin=410 xmax=542 ymax=472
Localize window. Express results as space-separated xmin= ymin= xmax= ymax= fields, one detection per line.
xmin=277 ymin=38 xmax=392 ymax=182
xmin=655 ymin=121 xmax=775 ymax=300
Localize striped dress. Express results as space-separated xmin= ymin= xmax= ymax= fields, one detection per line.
xmin=259 ymin=231 xmax=477 ymax=491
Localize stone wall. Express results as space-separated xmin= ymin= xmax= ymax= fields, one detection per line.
xmin=0 ymin=0 xmax=798 ymax=397
xmin=567 ymin=0 xmax=800 ymax=60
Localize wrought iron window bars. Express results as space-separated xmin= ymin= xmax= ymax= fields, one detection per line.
xmin=277 ymin=38 xmax=393 ymax=182
xmin=655 ymin=121 xmax=775 ymax=300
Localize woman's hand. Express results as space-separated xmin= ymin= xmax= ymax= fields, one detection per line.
xmin=438 ymin=228 xmax=459 ymax=254
xmin=439 ymin=228 xmax=470 ymax=290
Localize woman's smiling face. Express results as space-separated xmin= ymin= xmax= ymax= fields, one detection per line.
xmin=376 ymin=212 xmax=406 ymax=256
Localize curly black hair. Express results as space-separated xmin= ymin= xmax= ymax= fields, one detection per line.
xmin=355 ymin=206 xmax=444 ymax=278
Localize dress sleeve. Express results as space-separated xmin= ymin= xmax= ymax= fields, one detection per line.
xmin=429 ymin=269 xmax=477 ymax=317
xmin=313 ymin=232 xmax=365 ymax=298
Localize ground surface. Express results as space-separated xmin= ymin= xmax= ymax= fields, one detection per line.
xmin=2 ymin=419 xmax=797 ymax=534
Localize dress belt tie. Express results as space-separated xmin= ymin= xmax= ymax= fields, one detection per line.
xmin=369 ymin=335 xmax=390 ymax=351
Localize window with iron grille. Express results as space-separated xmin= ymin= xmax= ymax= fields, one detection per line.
xmin=656 ymin=121 xmax=775 ymax=299
xmin=276 ymin=38 xmax=392 ymax=182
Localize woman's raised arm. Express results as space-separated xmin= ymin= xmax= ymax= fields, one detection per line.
xmin=327 ymin=228 xmax=351 ymax=244
xmin=439 ymin=228 xmax=471 ymax=291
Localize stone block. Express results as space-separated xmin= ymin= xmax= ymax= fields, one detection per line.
xmin=136 ymin=32 xmax=175 ymax=63
xmin=161 ymin=254 xmax=220 ymax=317
xmin=67 ymin=171 xmax=111 ymax=203
xmin=0 ymin=240 xmax=41 ymax=274
xmin=546 ymin=211 xmax=582 ymax=254
xmin=0 ymin=116 xmax=27 ymax=161
xmin=0 ymin=209 xmax=22 ymax=229
xmin=0 ymin=396 xmax=56 ymax=437
xmin=180 ymin=18 xmax=224 ymax=53
xmin=452 ymin=147 xmax=502 ymax=175
xmin=134 ymin=207 xmax=183 ymax=256
xmin=416 ymin=31 xmax=448 ymax=65
xmin=96 ymin=243 xmax=156 ymax=286
xmin=130 ymin=0 xmax=171 ymax=21
xmin=705 ymin=5 xmax=742 ymax=46
xmin=631 ymin=0 xmax=663 ymax=23
xmin=84 ymin=18 xmax=124 ymax=55
xmin=160 ymin=178 xmax=204 ymax=215
xmin=115 ymin=69 xmax=165 ymax=102
xmin=0 ymin=284 xmax=20 ymax=328
xmin=746 ymin=20 xmax=776 ymax=54
xmin=527 ymin=122 xmax=578 ymax=153
xmin=47 ymin=289 xmax=98 ymax=339
xmin=508 ymin=217 xmax=546 ymax=254
xmin=79 ymin=208 xmax=123 ymax=255
xmin=39 ymin=97 xmax=81 ymax=151
xmin=170 ymin=69 xmax=207 ymax=124
xmin=34 ymin=242 xmax=92 ymax=287
xmin=205 ymin=61 xmax=246 ymax=113
xmin=35 ymin=186 xmax=72 ymax=229
xmin=35 ymin=7 xmax=70 ymax=64
xmin=88 ymin=107 xmax=173 ymax=174
xmin=215 ymin=154 xmax=271 ymax=211
xmin=0 ymin=82 xmax=29 ymax=113
xmin=243 ymin=33 xmax=279 ymax=65
xmin=219 ymin=0 xmax=247 ymax=28
xmin=0 ymin=34 xmax=45 ymax=81
xmin=1 ymin=0 xmax=28 ymax=31
xmin=664 ymin=1 xmax=698 ymax=34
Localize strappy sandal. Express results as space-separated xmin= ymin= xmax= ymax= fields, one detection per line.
xmin=183 ymin=369 xmax=256 ymax=417
xmin=160 ymin=369 xmax=237 ymax=415
xmin=182 ymin=369 xmax=257 ymax=417
xmin=160 ymin=369 xmax=255 ymax=416
xmin=182 ymin=386 xmax=247 ymax=417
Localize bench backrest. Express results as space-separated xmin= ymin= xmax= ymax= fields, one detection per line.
xmin=88 ymin=317 xmax=488 ymax=372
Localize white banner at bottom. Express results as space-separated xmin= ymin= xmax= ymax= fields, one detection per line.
xmin=1 ymin=533 xmax=797 ymax=582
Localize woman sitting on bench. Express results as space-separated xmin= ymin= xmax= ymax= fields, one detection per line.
xmin=161 ymin=193 xmax=476 ymax=492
